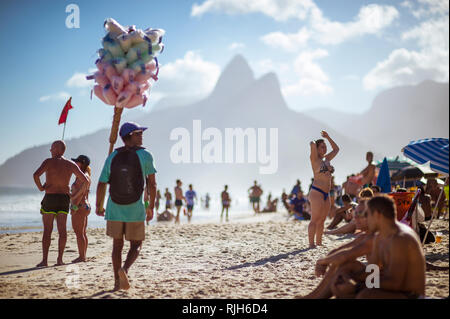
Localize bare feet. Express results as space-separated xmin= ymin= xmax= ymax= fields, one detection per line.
xmin=309 ymin=244 xmax=317 ymax=249
xmin=36 ymin=260 xmax=48 ymax=268
xmin=55 ymin=259 xmax=65 ymax=266
xmin=118 ymin=268 xmax=130 ymax=290
xmin=113 ymin=279 xmax=121 ymax=291
xmin=72 ymin=257 xmax=86 ymax=263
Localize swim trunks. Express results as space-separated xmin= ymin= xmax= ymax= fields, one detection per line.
xmin=175 ymin=199 xmax=183 ymax=206
xmin=250 ymin=196 xmax=260 ymax=203
xmin=187 ymin=204 xmax=194 ymax=210
xmin=222 ymin=200 xmax=230 ymax=208
xmin=41 ymin=194 xmax=70 ymax=215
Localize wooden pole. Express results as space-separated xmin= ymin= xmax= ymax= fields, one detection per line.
xmin=108 ymin=107 xmax=123 ymax=155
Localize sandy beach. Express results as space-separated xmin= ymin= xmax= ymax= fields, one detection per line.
xmin=0 ymin=216 xmax=448 ymax=299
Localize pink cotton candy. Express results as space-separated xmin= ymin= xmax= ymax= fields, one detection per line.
xmin=125 ymin=94 xmax=144 ymax=108
xmin=111 ymin=75 xmax=124 ymax=95
xmin=94 ymin=72 xmax=110 ymax=87
xmin=102 ymin=84 xmax=117 ymax=105
xmin=95 ymin=60 xmax=107 ymax=73
xmin=116 ymin=90 xmax=132 ymax=108
xmin=121 ymin=68 xmax=136 ymax=85
xmin=104 ymin=64 xmax=118 ymax=81
xmin=93 ymin=85 xmax=109 ymax=104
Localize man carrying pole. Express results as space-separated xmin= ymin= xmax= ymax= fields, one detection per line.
xmin=96 ymin=122 xmax=157 ymax=291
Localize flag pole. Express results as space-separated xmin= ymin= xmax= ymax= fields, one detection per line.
xmin=62 ymin=122 xmax=67 ymax=140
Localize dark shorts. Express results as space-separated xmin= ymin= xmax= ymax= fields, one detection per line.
xmin=41 ymin=194 xmax=70 ymax=215
xmin=250 ymin=196 xmax=260 ymax=203
xmin=187 ymin=204 xmax=194 ymax=210
xmin=222 ymin=201 xmax=230 ymax=208
xmin=175 ymin=199 xmax=183 ymax=207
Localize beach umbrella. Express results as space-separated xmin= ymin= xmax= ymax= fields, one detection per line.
xmin=401 ymin=138 xmax=449 ymax=245
xmin=390 ymin=166 xmax=424 ymax=182
xmin=376 ymin=157 xmax=391 ymax=193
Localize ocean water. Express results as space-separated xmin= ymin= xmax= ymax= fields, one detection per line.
xmin=0 ymin=187 xmax=285 ymax=234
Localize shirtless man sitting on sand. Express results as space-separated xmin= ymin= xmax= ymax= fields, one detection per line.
xmin=33 ymin=140 xmax=89 ymax=267
xmin=354 ymin=194 xmax=426 ymax=298
xmin=300 ymin=199 xmax=374 ymax=299
xmin=329 ymin=195 xmax=426 ymax=299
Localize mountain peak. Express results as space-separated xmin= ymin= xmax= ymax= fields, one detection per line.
xmin=209 ymin=55 xmax=255 ymax=100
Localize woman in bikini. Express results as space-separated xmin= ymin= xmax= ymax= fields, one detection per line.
xmin=309 ymin=131 xmax=339 ymax=248
xmin=70 ymin=155 xmax=91 ymax=263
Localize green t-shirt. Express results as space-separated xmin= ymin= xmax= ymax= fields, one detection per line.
xmin=99 ymin=148 xmax=157 ymax=222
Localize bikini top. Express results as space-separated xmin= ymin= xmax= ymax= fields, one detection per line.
xmin=316 ymin=160 xmax=335 ymax=175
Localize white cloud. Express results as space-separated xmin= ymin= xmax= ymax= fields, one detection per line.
xmin=363 ymin=14 xmax=449 ymax=90
xmin=311 ymin=4 xmax=399 ymax=45
xmin=261 ymin=27 xmax=310 ymax=52
xmin=282 ymin=49 xmax=333 ymax=96
xmin=39 ymin=92 xmax=71 ymax=103
xmin=156 ymin=51 xmax=221 ymax=99
xmin=191 ymin=0 xmax=316 ymax=21
xmin=193 ymin=1 xmax=398 ymax=49
xmin=66 ymin=72 xmax=91 ymax=88
xmin=409 ymin=0 xmax=449 ymax=19
xmin=228 ymin=42 xmax=245 ymax=50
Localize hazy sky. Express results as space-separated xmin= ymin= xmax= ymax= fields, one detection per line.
xmin=0 ymin=0 xmax=448 ymax=164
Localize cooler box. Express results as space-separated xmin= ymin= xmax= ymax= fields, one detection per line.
xmin=389 ymin=192 xmax=415 ymax=221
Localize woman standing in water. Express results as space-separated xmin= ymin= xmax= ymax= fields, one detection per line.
xmin=308 ymin=131 xmax=339 ymax=248
xmin=70 ymin=155 xmax=91 ymax=262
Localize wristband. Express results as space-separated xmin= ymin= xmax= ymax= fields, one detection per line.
xmin=145 ymin=201 xmax=149 ymax=209
xmin=71 ymin=204 xmax=79 ymax=211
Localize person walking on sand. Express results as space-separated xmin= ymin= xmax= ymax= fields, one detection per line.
xmin=221 ymin=185 xmax=231 ymax=222
xmin=33 ymin=140 xmax=89 ymax=267
xmin=248 ymin=181 xmax=263 ymax=214
xmin=185 ymin=184 xmax=197 ymax=222
xmin=70 ymin=155 xmax=92 ymax=263
xmin=95 ymin=122 xmax=157 ymax=291
xmin=164 ymin=188 xmax=172 ymax=210
xmin=174 ymin=179 xmax=185 ymax=223
xmin=308 ymin=131 xmax=339 ymax=248
xmin=155 ymin=189 xmax=161 ymax=213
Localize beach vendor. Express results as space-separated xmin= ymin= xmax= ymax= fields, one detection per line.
xmin=95 ymin=122 xmax=157 ymax=291
xmin=33 ymin=140 xmax=89 ymax=267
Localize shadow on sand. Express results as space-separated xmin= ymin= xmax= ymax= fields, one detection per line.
xmin=225 ymin=247 xmax=312 ymax=271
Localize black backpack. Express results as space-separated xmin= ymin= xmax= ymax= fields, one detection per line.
xmin=109 ymin=146 xmax=144 ymax=205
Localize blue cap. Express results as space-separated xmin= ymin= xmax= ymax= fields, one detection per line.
xmin=119 ymin=122 xmax=148 ymax=138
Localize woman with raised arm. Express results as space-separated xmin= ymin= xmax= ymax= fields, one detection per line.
xmin=308 ymin=131 xmax=339 ymax=248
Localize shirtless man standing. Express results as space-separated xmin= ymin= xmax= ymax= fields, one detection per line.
xmin=248 ymin=181 xmax=263 ymax=214
xmin=356 ymin=195 xmax=426 ymax=298
xmin=33 ymin=140 xmax=89 ymax=267
xmin=360 ymin=152 xmax=376 ymax=187
xmin=174 ymin=179 xmax=185 ymax=224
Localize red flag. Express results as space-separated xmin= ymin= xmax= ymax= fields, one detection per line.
xmin=58 ymin=97 xmax=73 ymax=125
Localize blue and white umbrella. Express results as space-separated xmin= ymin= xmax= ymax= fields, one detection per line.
xmin=402 ymin=138 xmax=449 ymax=176
xmin=402 ymin=138 xmax=449 ymax=245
